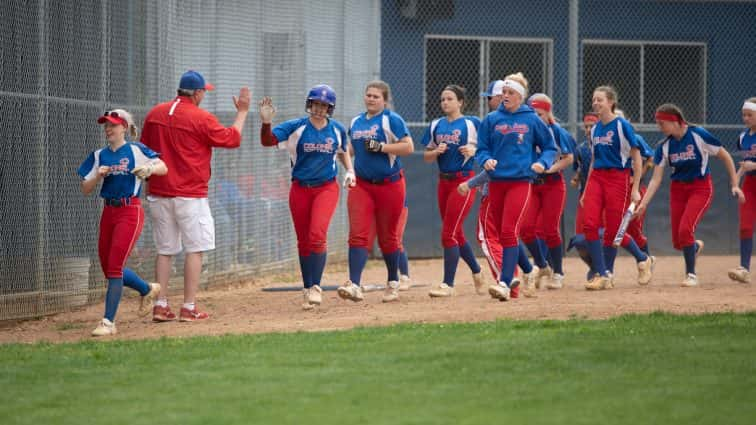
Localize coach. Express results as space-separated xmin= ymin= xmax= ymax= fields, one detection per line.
xmin=142 ymin=70 xmax=251 ymax=322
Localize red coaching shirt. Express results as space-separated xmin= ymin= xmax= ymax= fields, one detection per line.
xmin=141 ymin=96 xmax=241 ymax=197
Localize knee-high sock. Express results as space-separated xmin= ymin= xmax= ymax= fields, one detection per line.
xmin=459 ymin=242 xmax=481 ymax=274
xmin=500 ymin=246 xmax=519 ymax=286
xmin=443 ymin=246 xmax=460 ymax=286
xmin=683 ymin=244 xmax=696 ymax=275
xmin=518 ymin=241 xmax=533 ymax=274
xmin=603 ymin=246 xmax=618 ymax=273
xmin=383 ymin=250 xmax=401 ymax=282
xmin=588 ymin=240 xmax=607 ymax=277
xmin=525 ymin=241 xmax=548 ymax=268
xmin=122 ymin=268 xmax=149 ymax=295
xmin=741 ymin=238 xmax=753 ymax=270
xmin=104 ymin=278 xmax=124 ymax=322
xmin=299 ymin=255 xmax=313 ymax=288
xmin=311 ymin=252 xmax=327 ymax=287
xmin=623 ymin=239 xmax=648 ymax=263
xmin=348 ymin=247 xmax=369 ymax=285
xmin=548 ymin=246 xmax=564 ymax=275
xmin=398 ymin=249 xmax=410 ymax=276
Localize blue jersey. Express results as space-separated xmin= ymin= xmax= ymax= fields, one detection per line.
xmin=574 ymin=140 xmax=592 ymax=194
xmin=475 ymin=104 xmax=557 ymax=181
xmin=349 ymin=109 xmax=410 ymax=180
xmin=272 ymin=117 xmax=347 ymax=184
xmin=421 ymin=116 xmax=480 ymax=173
xmin=590 ymin=117 xmax=640 ymax=169
xmin=636 ymin=134 xmax=654 ymax=159
xmin=78 ymin=142 xmax=159 ymax=199
xmin=549 ymin=122 xmax=576 ymax=158
xmin=738 ymin=130 xmax=756 ymax=176
xmin=653 ymin=126 xmax=722 ymax=181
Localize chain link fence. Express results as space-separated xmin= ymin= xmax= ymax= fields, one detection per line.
xmin=382 ymin=0 xmax=756 ymax=257
xmin=0 ymin=0 xmax=379 ymax=320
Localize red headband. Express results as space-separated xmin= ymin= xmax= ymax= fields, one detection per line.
xmin=530 ymin=100 xmax=552 ymax=112
xmin=655 ymin=111 xmax=685 ymax=124
xmin=583 ymin=114 xmax=599 ymax=124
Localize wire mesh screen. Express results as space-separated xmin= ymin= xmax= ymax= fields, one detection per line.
xmin=0 ymin=0 xmax=379 ymax=320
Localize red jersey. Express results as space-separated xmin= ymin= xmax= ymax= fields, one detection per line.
xmin=141 ymin=96 xmax=241 ymax=197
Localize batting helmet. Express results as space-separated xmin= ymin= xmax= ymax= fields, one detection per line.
xmin=306 ymin=84 xmax=336 ymax=116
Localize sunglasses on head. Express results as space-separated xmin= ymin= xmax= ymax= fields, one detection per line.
xmin=103 ymin=111 xmax=120 ymax=118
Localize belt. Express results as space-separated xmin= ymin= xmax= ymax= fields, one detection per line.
xmin=439 ymin=170 xmax=473 ymax=180
xmin=104 ymin=197 xmax=138 ymax=207
xmin=532 ymin=173 xmax=562 ymax=185
xmin=293 ymin=177 xmax=335 ymax=188
xmin=358 ymin=170 xmax=404 ymax=185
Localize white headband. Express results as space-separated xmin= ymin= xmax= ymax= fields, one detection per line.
xmin=502 ymin=79 xmax=526 ymax=97
xmin=743 ymin=101 xmax=756 ymax=112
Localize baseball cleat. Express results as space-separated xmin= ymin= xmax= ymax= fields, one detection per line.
xmin=472 ymin=272 xmax=487 ymax=295
xmin=152 ymin=305 xmax=176 ymax=322
xmin=637 ymin=256 xmax=654 ymax=286
xmin=428 ymin=283 xmax=455 ymax=298
xmin=546 ymin=273 xmax=564 ymax=290
xmin=523 ymin=266 xmax=539 ymax=297
xmin=91 ymin=318 xmax=116 ymax=337
xmin=382 ymin=280 xmax=400 ymax=303
xmin=302 ymin=285 xmax=323 ymax=310
xmin=535 ymin=265 xmax=552 ymax=289
xmin=488 ymin=282 xmax=510 ymax=301
xmin=585 ymin=274 xmax=611 ymax=291
xmin=179 ymin=306 xmax=209 ymax=322
xmin=399 ymin=274 xmax=412 ymax=291
xmin=337 ymin=281 xmax=364 ymax=302
xmin=139 ymin=283 xmax=161 ymax=317
xmin=681 ymin=273 xmax=698 ymax=287
xmin=728 ymin=266 xmax=751 ymax=284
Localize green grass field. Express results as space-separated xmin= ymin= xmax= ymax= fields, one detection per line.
xmin=2 ymin=312 xmax=755 ymax=425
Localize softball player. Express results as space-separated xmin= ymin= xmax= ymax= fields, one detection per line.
xmin=625 ymin=134 xmax=655 ymax=256
xmin=729 ymin=98 xmax=756 ymax=284
xmin=637 ymin=104 xmax=744 ymax=287
xmin=259 ymin=85 xmax=355 ymax=310
xmin=338 ymin=80 xmax=414 ymax=303
xmin=582 ymin=86 xmax=653 ymax=291
xmin=475 ymin=72 xmax=557 ymax=301
xmin=78 ymin=109 xmax=166 ymax=336
xmin=422 ymin=85 xmax=483 ymax=297
xmin=521 ymin=94 xmax=575 ymax=293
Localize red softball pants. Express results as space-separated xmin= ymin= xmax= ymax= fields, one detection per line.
xmin=438 ymin=176 xmax=476 ymax=248
xmin=626 ymin=185 xmax=648 ymax=248
xmin=487 ymin=181 xmax=531 ymax=249
xmin=289 ymin=180 xmax=339 ymax=256
xmin=582 ymin=168 xmax=633 ymax=247
xmin=740 ymin=175 xmax=756 ymax=239
xmin=98 ymin=198 xmax=144 ymax=279
xmin=669 ymin=176 xmax=713 ymax=250
xmin=348 ymin=177 xmax=406 ymax=253
xmin=520 ymin=174 xmax=566 ymax=249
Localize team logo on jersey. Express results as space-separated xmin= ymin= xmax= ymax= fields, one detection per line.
xmin=303 ymin=138 xmax=336 ymax=153
xmin=436 ymin=129 xmax=462 ymax=145
xmin=593 ymin=131 xmax=614 ymax=146
xmin=742 ymin=144 xmax=756 ymax=160
xmin=494 ymin=123 xmax=529 ymax=139
xmin=352 ymin=124 xmax=380 ymax=142
xmin=108 ymin=158 xmax=130 ymax=176
xmin=669 ymin=145 xmax=696 ymax=163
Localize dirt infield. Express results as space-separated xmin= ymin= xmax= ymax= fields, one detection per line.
xmin=1 ymin=255 xmax=755 ymax=344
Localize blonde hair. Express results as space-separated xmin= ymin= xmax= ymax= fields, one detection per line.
xmin=110 ymin=108 xmax=139 ymax=139
xmin=747 ymin=97 xmax=756 ymax=104
xmin=504 ymin=72 xmax=529 ymax=97
xmin=529 ymin=93 xmax=554 ymax=123
xmin=593 ymin=85 xmax=618 ymax=112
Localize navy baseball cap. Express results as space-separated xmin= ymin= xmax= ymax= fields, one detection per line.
xmin=480 ymin=80 xmax=505 ymax=97
xmin=179 ymin=70 xmax=215 ymax=91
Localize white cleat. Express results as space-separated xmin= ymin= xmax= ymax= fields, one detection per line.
xmin=472 ymin=272 xmax=487 ymax=295
xmin=637 ymin=256 xmax=654 ymax=286
xmin=428 ymin=283 xmax=455 ymax=298
xmin=488 ymin=282 xmax=511 ymax=301
xmin=523 ymin=266 xmax=539 ymax=297
xmin=91 ymin=318 xmax=116 ymax=337
xmin=681 ymin=273 xmax=698 ymax=287
xmin=728 ymin=266 xmax=751 ymax=284
xmin=399 ymin=274 xmax=412 ymax=291
xmin=546 ymin=273 xmax=564 ymax=290
xmin=337 ymin=281 xmax=364 ymax=302
xmin=382 ymin=280 xmax=400 ymax=303
xmin=535 ymin=265 xmax=552 ymax=289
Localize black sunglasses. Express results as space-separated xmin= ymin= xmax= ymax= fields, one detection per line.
xmin=103 ymin=111 xmax=120 ymax=118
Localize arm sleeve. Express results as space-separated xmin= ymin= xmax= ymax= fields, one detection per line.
xmin=78 ymin=151 xmax=98 ymax=180
xmin=466 ymin=170 xmax=490 ymax=189
xmin=204 ymin=114 xmax=242 ymax=148
xmin=475 ymin=117 xmax=492 ymax=165
xmin=534 ymin=119 xmax=558 ymax=169
xmin=261 ymin=123 xmax=279 ymax=147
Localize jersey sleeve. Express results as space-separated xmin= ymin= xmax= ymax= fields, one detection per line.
xmin=636 ymin=135 xmax=653 ymax=158
xmin=653 ymin=142 xmax=667 ymax=168
xmin=130 ymin=142 xmax=160 ymax=168
xmin=273 ymin=118 xmax=306 ymax=149
xmin=619 ymin=119 xmax=640 ymax=149
xmin=203 ymin=114 xmax=242 ymax=149
xmin=335 ymin=121 xmax=348 ymax=153
xmin=693 ymin=126 xmax=722 ymax=155
xmin=388 ymin=113 xmax=410 ymax=140
xmin=555 ymin=125 xmax=575 ymax=155
xmin=475 ymin=116 xmax=493 ymax=166
xmin=466 ymin=116 xmax=480 ymax=147
xmin=533 ymin=117 xmax=557 ymax=169
xmin=77 ymin=151 xmax=98 ymax=180
xmin=422 ymin=119 xmax=439 ymax=149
